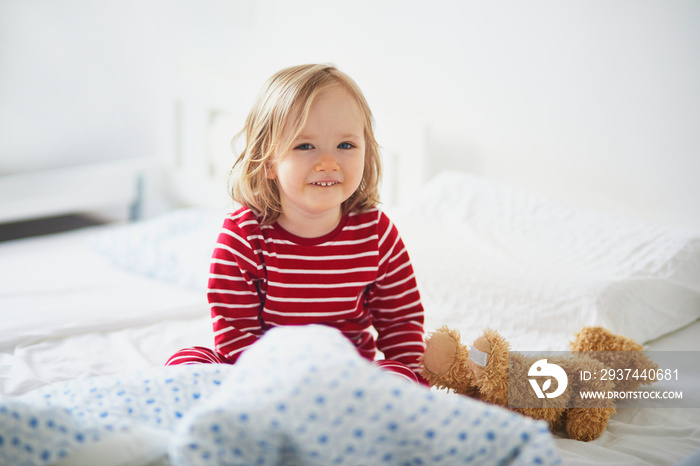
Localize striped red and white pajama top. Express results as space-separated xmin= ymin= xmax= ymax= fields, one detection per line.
xmin=166 ymin=206 xmax=426 ymax=383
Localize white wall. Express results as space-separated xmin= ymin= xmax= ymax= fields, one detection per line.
xmin=1 ymin=0 xmax=699 ymax=230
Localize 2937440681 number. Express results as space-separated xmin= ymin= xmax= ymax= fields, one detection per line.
xmin=599 ymin=368 xmax=678 ymax=381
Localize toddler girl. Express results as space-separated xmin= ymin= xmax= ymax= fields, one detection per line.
xmin=166 ymin=64 xmax=426 ymax=384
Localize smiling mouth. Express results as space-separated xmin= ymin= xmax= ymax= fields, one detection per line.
xmin=310 ymin=181 xmax=340 ymax=187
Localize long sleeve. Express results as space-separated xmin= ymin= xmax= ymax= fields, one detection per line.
xmin=369 ymin=213 xmax=425 ymax=371
xmin=207 ymin=213 xmax=266 ymax=363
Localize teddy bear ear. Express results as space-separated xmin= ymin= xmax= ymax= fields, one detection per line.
xmin=570 ymin=326 xmax=644 ymax=352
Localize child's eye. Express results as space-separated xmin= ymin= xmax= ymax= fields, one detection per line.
xmin=294 ymin=143 xmax=314 ymax=150
xmin=338 ymin=142 xmax=355 ymax=150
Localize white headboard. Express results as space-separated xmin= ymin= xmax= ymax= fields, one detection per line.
xmin=166 ymin=73 xmax=429 ymax=213
xmin=0 ymin=158 xmax=149 ymax=224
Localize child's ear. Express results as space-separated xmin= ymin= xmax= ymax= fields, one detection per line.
xmin=264 ymin=162 xmax=277 ymax=180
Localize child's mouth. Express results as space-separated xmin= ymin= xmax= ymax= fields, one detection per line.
xmin=311 ymin=181 xmax=340 ymax=187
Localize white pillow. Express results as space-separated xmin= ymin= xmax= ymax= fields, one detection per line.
xmin=90 ymin=208 xmax=223 ymax=292
xmin=391 ymin=171 xmax=700 ymax=350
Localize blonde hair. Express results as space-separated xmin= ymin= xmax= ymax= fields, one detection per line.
xmin=229 ymin=64 xmax=381 ymax=224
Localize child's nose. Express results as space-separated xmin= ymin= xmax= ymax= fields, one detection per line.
xmin=315 ymin=152 xmax=339 ymax=172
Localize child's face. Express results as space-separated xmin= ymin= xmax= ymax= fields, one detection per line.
xmin=267 ymin=85 xmax=366 ymax=227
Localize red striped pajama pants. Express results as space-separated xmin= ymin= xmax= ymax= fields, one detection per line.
xmin=165 ymin=346 xmax=425 ymax=385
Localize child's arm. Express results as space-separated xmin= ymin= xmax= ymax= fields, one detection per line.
xmin=369 ymin=213 xmax=426 ymax=373
xmin=207 ymin=217 xmax=266 ymax=363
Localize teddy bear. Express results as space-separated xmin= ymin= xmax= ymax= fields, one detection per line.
xmin=420 ymin=326 xmax=659 ymax=441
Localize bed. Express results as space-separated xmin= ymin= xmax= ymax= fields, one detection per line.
xmin=2 ymin=83 xmax=699 ymax=464
xmin=2 ymin=169 xmax=699 ymax=465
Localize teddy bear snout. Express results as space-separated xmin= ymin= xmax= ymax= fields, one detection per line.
xmin=423 ymin=331 xmax=458 ymax=376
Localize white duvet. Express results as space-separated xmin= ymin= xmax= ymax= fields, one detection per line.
xmin=2 ymin=326 xmax=559 ymax=466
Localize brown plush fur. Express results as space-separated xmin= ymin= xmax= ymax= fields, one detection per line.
xmin=421 ymin=326 xmax=658 ymax=442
